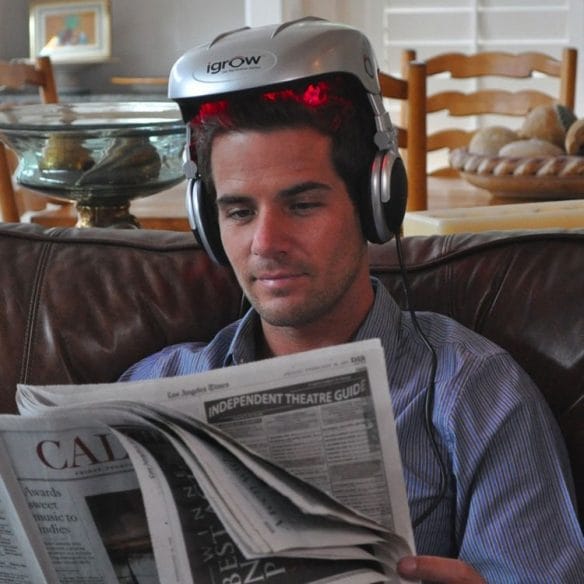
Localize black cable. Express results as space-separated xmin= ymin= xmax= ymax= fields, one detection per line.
xmin=394 ymin=232 xmax=449 ymax=528
xmin=238 ymin=293 xmax=250 ymax=319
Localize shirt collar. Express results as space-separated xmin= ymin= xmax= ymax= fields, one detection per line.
xmin=224 ymin=309 xmax=260 ymax=366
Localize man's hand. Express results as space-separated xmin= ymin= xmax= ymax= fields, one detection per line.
xmin=397 ymin=555 xmax=486 ymax=583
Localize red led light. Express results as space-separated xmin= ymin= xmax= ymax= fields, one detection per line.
xmin=192 ymin=100 xmax=229 ymax=125
xmin=302 ymin=82 xmax=329 ymax=106
xmin=262 ymin=82 xmax=330 ymax=107
xmin=191 ymin=79 xmax=352 ymax=129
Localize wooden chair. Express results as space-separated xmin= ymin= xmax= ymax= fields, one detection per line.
xmin=378 ymin=60 xmax=428 ymax=211
xmin=402 ymin=47 xmax=578 ymax=176
xmin=0 ymin=56 xmax=59 ymax=222
xmin=110 ymin=76 xmax=168 ymax=90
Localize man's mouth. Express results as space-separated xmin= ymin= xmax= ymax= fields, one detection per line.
xmin=252 ymin=270 xmax=307 ymax=289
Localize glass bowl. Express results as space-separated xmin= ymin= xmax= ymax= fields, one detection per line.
xmin=0 ymin=101 xmax=185 ymax=207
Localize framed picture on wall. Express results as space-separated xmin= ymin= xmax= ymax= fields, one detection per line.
xmin=29 ymin=0 xmax=112 ymax=64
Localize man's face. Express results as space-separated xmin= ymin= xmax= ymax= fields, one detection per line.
xmin=212 ymin=127 xmax=372 ymax=333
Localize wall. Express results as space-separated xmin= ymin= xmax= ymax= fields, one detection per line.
xmin=0 ymin=0 xmax=246 ymax=95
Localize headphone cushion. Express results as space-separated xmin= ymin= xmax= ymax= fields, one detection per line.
xmin=186 ymin=179 xmax=229 ymax=265
xmin=384 ymin=155 xmax=408 ymax=234
xmin=363 ymin=152 xmax=408 ymax=243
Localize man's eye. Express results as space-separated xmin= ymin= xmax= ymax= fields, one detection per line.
xmin=292 ymin=201 xmax=322 ymax=213
xmin=225 ymin=208 xmax=253 ymax=220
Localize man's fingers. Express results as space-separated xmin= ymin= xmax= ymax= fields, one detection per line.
xmin=397 ymin=555 xmax=486 ymax=583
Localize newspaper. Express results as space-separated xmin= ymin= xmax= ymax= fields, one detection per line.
xmin=5 ymin=338 xmax=416 ymax=583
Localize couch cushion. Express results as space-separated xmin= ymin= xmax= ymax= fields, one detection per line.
xmin=1 ymin=223 xmax=241 ymax=411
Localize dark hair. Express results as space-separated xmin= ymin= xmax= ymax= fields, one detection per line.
xmin=186 ymin=74 xmax=377 ymax=211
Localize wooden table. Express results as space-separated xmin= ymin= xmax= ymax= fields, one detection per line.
xmin=426 ymin=176 xmax=561 ymax=209
xmin=26 ymin=176 xmax=533 ymax=231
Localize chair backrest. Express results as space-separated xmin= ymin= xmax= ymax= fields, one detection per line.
xmin=0 ymin=56 xmax=59 ymax=222
xmin=403 ymin=47 xmax=578 ymax=176
xmin=0 ymin=56 xmax=59 ymax=104
xmin=378 ymin=60 xmax=428 ymax=211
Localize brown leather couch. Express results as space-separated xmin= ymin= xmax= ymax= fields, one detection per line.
xmin=1 ymin=223 xmax=582 ymax=526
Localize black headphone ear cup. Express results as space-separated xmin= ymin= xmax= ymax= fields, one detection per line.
xmin=364 ymin=150 xmax=408 ymax=243
xmin=383 ymin=154 xmax=408 ymax=234
xmin=185 ymin=178 xmax=228 ymax=265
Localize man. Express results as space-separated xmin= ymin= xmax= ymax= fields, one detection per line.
xmin=121 ymin=19 xmax=583 ymax=582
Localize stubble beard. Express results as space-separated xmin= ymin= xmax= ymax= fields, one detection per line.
xmin=242 ymin=249 xmax=367 ymax=329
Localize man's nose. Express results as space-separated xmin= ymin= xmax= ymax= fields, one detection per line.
xmin=251 ymin=208 xmax=291 ymax=257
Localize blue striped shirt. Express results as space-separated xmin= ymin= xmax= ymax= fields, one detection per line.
xmin=121 ymin=279 xmax=584 ymax=581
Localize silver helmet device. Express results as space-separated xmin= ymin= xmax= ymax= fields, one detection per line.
xmin=168 ymin=17 xmax=395 ymax=151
